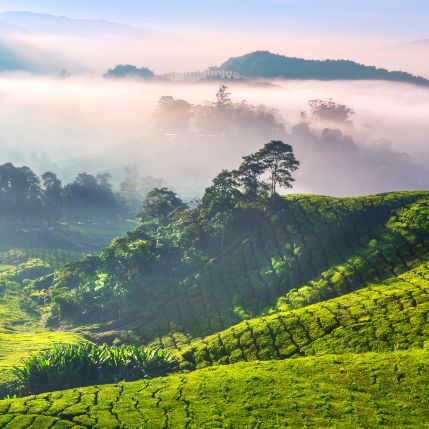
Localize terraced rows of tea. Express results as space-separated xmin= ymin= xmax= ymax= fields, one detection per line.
xmin=0 ymin=221 xmax=134 ymax=397
xmin=123 ymin=192 xmax=429 ymax=343
xmin=1 ymin=349 xmax=428 ymax=428
xmin=3 ymin=192 xmax=429 ymax=427
xmin=176 ymin=260 xmax=429 ymax=368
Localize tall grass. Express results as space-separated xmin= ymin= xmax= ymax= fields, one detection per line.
xmin=13 ymin=343 xmax=177 ymax=395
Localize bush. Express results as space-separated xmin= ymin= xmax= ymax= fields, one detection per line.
xmin=13 ymin=343 xmax=177 ymax=396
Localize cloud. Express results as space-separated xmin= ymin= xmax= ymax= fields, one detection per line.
xmin=0 ymin=75 xmax=428 ymax=197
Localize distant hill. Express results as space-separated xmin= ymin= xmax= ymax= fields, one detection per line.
xmin=0 ymin=43 xmax=32 ymax=72
xmin=0 ymin=11 xmax=165 ymax=39
xmin=218 ymin=51 xmax=429 ymax=86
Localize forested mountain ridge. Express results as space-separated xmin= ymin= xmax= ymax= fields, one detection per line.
xmin=218 ymin=51 xmax=429 ymax=86
xmin=105 ymin=50 xmax=429 ymax=86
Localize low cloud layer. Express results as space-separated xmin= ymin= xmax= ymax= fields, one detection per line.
xmin=0 ymin=75 xmax=428 ymax=197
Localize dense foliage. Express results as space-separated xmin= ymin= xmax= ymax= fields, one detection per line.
xmin=3 ymin=189 xmax=429 ymax=425
xmin=0 ymin=164 xmax=126 ymax=224
xmin=13 ymin=343 xmax=177 ymax=396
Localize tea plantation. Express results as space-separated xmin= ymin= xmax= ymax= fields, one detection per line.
xmin=2 ymin=192 xmax=429 ymax=427
xmin=0 ymin=350 xmax=428 ymax=428
xmin=0 ymin=220 xmax=135 ymax=397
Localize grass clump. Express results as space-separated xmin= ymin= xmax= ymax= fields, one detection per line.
xmin=12 ymin=343 xmax=178 ymax=396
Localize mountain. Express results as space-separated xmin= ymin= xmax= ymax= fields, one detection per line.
xmin=0 ymin=11 xmax=164 ymax=39
xmin=0 ymin=37 xmax=85 ymax=74
xmin=218 ymin=50 xmax=429 ymax=86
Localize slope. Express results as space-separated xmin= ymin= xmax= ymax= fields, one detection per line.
xmin=37 ymin=192 xmax=429 ymax=344
xmin=219 ymin=51 xmax=429 ymax=86
xmin=0 ymin=349 xmax=428 ymax=428
xmin=177 ymin=260 xmax=429 ymax=368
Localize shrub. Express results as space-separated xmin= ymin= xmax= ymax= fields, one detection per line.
xmin=13 ymin=343 xmax=178 ymax=396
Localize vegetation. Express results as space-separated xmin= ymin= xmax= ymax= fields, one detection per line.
xmin=0 ymin=163 xmax=127 ymax=224
xmin=154 ymin=85 xmax=285 ymax=136
xmin=0 ymin=218 xmax=135 ymax=398
xmin=0 ymin=333 xmax=83 ymax=397
xmin=218 ymin=50 xmax=429 ymax=86
xmin=178 ymin=260 xmax=429 ymax=368
xmin=2 ymin=142 xmax=429 ymax=426
xmin=1 ymin=349 xmax=428 ymax=428
xmin=33 ymin=189 xmax=429 ymax=342
xmin=104 ymin=64 xmax=155 ymax=80
xmin=13 ymin=343 xmax=177 ymax=396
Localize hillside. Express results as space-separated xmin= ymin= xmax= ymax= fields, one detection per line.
xmin=219 ymin=51 xmax=429 ymax=86
xmin=177 ymin=260 xmax=429 ymax=368
xmin=33 ymin=192 xmax=429 ymax=343
xmin=1 ymin=349 xmax=428 ymax=428
xmin=0 ymin=220 xmax=134 ymax=396
xmin=2 ymin=191 xmax=429 ymax=426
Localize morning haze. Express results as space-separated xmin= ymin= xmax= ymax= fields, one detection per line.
xmin=0 ymin=2 xmax=428 ymax=427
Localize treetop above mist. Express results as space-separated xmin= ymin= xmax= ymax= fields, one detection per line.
xmin=104 ymin=64 xmax=155 ymax=80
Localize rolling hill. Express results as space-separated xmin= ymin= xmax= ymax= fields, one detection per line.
xmin=33 ymin=191 xmax=429 ymax=343
xmin=2 ymin=191 xmax=429 ymax=427
xmin=0 ymin=350 xmax=428 ymax=427
xmin=218 ymin=51 xmax=429 ymax=86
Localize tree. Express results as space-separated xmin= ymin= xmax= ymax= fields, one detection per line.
xmin=256 ymin=140 xmax=300 ymax=195
xmin=237 ymin=154 xmax=268 ymax=199
xmin=0 ymin=163 xmax=43 ymax=223
xmin=215 ymin=84 xmax=232 ymax=108
xmin=64 ymin=173 xmax=121 ymax=221
xmin=96 ymin=173 xmax=113 ymax=190
xmin=138 ymin=188 xmax=187 ymax=226
xmin=155 ymin=96 xmax=192 ymax=133
xmin=201 ymin=170 xmax=242 ymax=217
xmin=308 ymin=98 xmax=355 ymax=123
xmin=104 ymin=64 xmax=155 ymax=80
xmin=42 ymin=172 xmax=63 ymax=222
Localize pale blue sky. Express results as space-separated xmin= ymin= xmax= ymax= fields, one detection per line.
xmin=0 ymin=0 xmax=427 ymax=39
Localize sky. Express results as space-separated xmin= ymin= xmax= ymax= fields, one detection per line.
xmin=0 ymin=0 xmax=428 ymax=40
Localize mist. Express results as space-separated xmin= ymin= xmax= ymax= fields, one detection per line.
xmin=0 ymin=74 xmax=428 ymax=197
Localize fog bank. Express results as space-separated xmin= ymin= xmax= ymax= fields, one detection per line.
xmin=0 ymin=75 xmax=428 ymax=196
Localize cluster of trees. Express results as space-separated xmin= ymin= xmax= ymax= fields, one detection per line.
xmin=154 ymin=85 xmax=285 ymax=136
xmin=201 ymin=140 xmax=299 ymax=218
xmin=104 ymin=64 xmax=155 ymax=80
xmin=138 ymin=140 xmax=300 ymax=228
xmin=0 ymin=163 xmax=173 ymax=225
xmin=0 ymin=163 xmax=123 ymax=224
xmin=35 ymin=140 xmax=300 ymax=326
